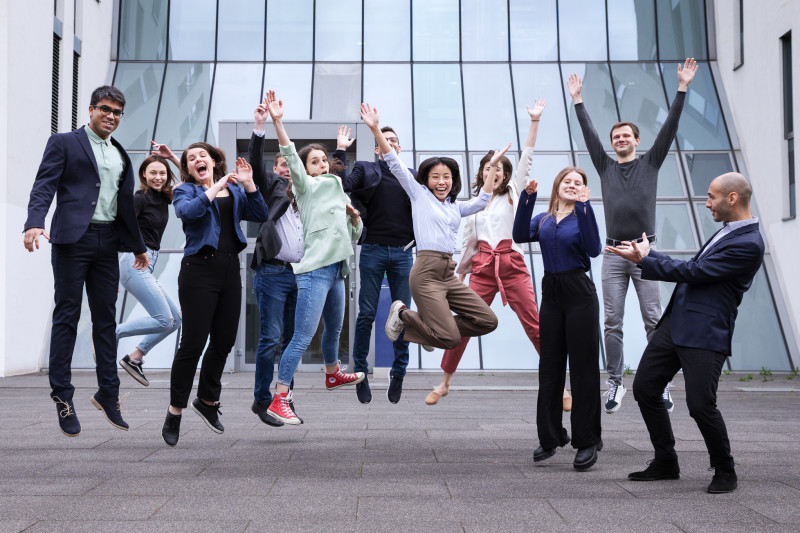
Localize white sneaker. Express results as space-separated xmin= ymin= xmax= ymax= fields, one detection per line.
xmin=662 ymin=383 xmax=674 ymax=413
xmin=604 ymin=380 xmax=626 ymax=413
xmin=385 ymin=300 xmax=407 ymax=342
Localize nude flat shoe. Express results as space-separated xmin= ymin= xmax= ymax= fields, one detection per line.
xmin=425 ymin=388 xmax=448 ymax=405
xmin=562 ymin=389 xmax=572 ymax=412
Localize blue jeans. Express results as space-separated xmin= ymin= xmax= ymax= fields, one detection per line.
xmin=276 ymin=262 xmax=345 ymax=386
xmin=116 ymin=249 xmax=181 ymax=355
xmin=352 ymin=244 xmax=412 ymax=377
xmin=253 ymin=262 xmax=297 ymax=403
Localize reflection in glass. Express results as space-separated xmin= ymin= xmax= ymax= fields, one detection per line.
xmin=206 ymin=64 xmax=263 ymax=146
xmin=364 ymin=64 xmax=414 ymax=150
xmin=607 ymin=0 xmax=656 ymax=60
xmin=462 ymin=65 xmax=517 ymax=151
xmin=412 ymin=0 xmax=459 ymax=61
xmin=263 ymin=64 xmax=313 ymax=121
xmin=311 ymin=64 xmax=361 ymax=122
xmin=266 ymin=0 xmax=313 ymax=61
xmin=315 ymin=0 xmax=362 ymax=61
xmin=528 ymin=154 xmax=573 ymax=199
xmin=161 ymin=203 xmax=187 ymax=250
xmin=512 ymin=64 xmax=571 ymax=151
xmin=656 ymin=0 xmax=708 ymax=61
xmin=461 ymin=1 xmax=508 ymax=61
xmin=558 ymin=0 xmax=607 ymax=61
xmin=655 ymin=203 xmax=697 ymax=251
xmin=683 ymin=152 xmax=734 ymax=197
xmin=217 ymin=0 xmax=265 ymax=61
xmin=113 ymin=63 xmax=165 ymax=150
xmin=566 ymin=63 xmax=618 ymax=151
xmin=364 ymin=0 xmax=410 ymax=61
xmin=661 ymin=62 xmax=730 ymax=150
xmin=153 ymin=63 xmax=213 ymax=150
xmin=168 ymin=0 xmax=216 ymax=60
xmin=509 ymin=0 xmax=557 ymax=61
xmin=656 ymin=155 xmax=686 ymax=197
xmin=413 ymin=64 xmax=465 ymax=150
xmin=611 ymin=62 xmax=671 ymax=152
xmin=118 ymin=0 xmax=167 ymax=60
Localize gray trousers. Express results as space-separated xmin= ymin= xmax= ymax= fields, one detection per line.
xmin=602 ymin=249 xmax=662 ymax=385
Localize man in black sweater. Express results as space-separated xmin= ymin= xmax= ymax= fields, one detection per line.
xmin=567 ymin=58 xmax=698 ymax=414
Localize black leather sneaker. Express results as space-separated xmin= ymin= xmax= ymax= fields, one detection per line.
xmin=191 ymin=398 xmax=224 ymax=433
xmin=707 ymin=468 xmax=737 ymax=493
xmin=387 ymin=372 xmax=403 ymax=404
xmin=573 ymin=445 xmax=599 ymax=471
xmin=252 ymin=399 xmax=284 ymax=427
xmin=120 ymin=355 xmax=149 ymax=386
xmin=628 ymin=458 xmax=681 ymax=481
xmin=90 ymin=392 xmax=129 ymax=430
xmin=356 ymin=376 xmax=372 ymax=404
xmin=533 ymin=429 xmax=570 ymax=462
xmin=53 ymin=396 xmax=81 ymax=437
xmin=162 ymin=410 xmax=181 ymax=447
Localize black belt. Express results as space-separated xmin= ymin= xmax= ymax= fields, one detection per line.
xmin=88 ymin=222 xmax=113 ymax=230
xmin=606 ymin=234 xmax=656 ymax=247
xmin=266 ymin=258 xmax=293 ymax=270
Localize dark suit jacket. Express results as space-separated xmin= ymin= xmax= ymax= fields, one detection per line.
xmin=25 ymin=127 xmax=145 ymax=254
xmin=639 ymin=222 xmax=765 ymax=356
xmin=248 ymin=132 xmax=293 ymax=269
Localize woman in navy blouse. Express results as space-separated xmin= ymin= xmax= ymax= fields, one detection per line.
xmin=512 ymin=167 xmax=603 ymax=471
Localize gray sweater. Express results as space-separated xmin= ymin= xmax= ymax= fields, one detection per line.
xmin=575 ymin=91 xmax=686 ymax=242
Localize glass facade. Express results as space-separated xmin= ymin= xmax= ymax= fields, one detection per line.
xmin=109 ymin=0 xmax=792 ymax=372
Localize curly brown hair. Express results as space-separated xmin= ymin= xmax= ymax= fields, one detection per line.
xmin=179 ymin=142 xmax=227 ymax=185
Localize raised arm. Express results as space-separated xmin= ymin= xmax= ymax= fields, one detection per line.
xmin=523 ymin=99 xmax=545 ymax=148
xmin=150 ymin=140 xmax=181 ymax=170
xmin=647 ymin=58 xmax=697 ymax=167
xmin=515 ymin=100 xmax=545 ymax=190
xmin=568 ymin=73 xmax=611 ymax=175
xmin=266 ymin=90 xmax=290 ymax=147
xmin=512 ymin=180 xmax=540 ymax=243
xmin=360 ymin=102 xmax=419 ymax=199
xmin=248 ymin=97 xmax=272 ymax=194
xmin=575 ymin=186 xmax=601 ymax=257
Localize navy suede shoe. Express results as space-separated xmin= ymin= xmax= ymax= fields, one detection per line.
xmin=90 ymin=392 xmax=129 ymax=430
xmin=53 ymin=396 xmax=81 ymax=437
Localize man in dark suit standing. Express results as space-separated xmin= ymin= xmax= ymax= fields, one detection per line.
xmin=607 ymin=172 xmax=764 ymax=494
xmin=24 ymin=86 xmax=148 ymax=437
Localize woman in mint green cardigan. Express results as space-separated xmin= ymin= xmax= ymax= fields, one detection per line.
xmin=263 ymin=90 xmax=365 ymax=425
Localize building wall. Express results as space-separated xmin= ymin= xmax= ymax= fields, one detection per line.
xmin=712 ymin=0 xmax=800 ymax=366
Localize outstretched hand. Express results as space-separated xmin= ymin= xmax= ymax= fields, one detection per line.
xmin=677 ymin=58 xmax=698 ymax=90
xmin=578 ymin=186 xmax=591 ymax=203
xmin=254 ymin=97 xmax=270 ymax=128
xmin=337 ymin=125 xmax=355 ymax=150
xmin=567 ymin=74 xmax=583 ymax=103
xmin=524 ymin=179 xmax=538 ymax=195
xmin=605 ymin=232 xmax=651 ymax=264
xmin=527 ymin=99 xmax=546 ymax=120
xmin=360 ymin=103 xmax=380 ymax=130
xmin=490 ymin=143 xmax=512 ymax=166
xmin=265 ymin=90 xmax=284 ymax=122
xmin=235 ymin=157 xmax=254 ymax=189
xmin=150 ymin=140 xmax=176 ymax=160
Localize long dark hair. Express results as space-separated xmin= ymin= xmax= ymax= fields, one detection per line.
xmin=472 ymin=150 xmax=513 ymax=203
xmin=416 ymin=157 xmax=462 ymax=203
xmin=297 ymin=143 xmax=344 ymax=177
xmin=138 ymin=155 xmax=177 ymax=201
xmin=179 ymin=142 xmax=227 ymax=185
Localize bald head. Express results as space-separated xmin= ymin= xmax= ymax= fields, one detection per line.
xmin=706 ymin=172 xmax=754 ymax=223
xmin=713 ymin=172 xmax=752 ymax=206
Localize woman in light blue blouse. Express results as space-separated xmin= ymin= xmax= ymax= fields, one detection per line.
xmin=361 ymin=103 xmax=499 ymax=352
xmin=512 ymin=166 xmax=603 ymax=471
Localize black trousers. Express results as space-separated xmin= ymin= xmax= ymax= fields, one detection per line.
xmin=537 ymin=269 xmax=602 ymax=450
xmin=170 ymin=251 xmax=241 ymax=409
xmin=632 ymin=312 xmax=733 ymax=470
xmin=49 ymin=224 xmax=120 ymax=402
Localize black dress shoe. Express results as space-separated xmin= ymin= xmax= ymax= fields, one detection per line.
xmin=252 ymin=400 xmax=284 ymax=427
xmin=573 ymin=445 xmax=598 ymax=471
xmin=628 ymin=458 xmax=680 ymax=481
xmin=707 ymin=468 xmax=737 ymax=493
xmin=53 ymin=396 xmax=81 ymax=437
xmin=191 ymin=398 xmax=224 ymax=433
xmin=90 ymin=392 xmax=129 ymax=430
xmin=534 ymin=430 xmax=571 ymax=462
xmin=162 ymin=410 xmax=181 ymax=447
xmin=356 ymin=376 xmax=372 ymax=404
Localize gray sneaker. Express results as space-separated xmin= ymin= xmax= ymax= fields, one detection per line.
xmin=604 ymin=380 xmax=626 ymax=413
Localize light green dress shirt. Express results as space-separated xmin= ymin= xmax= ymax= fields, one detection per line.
xmin=85 ymin=125 xmax=125 ymax=223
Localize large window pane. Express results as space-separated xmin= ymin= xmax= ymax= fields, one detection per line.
xmin=413 ymin=64 xmax=465 ymax=150
xmin=311 ymin=64 xmax=361 ymax=122
xmin=558 ymin=0 xmax=607 ymax=61
xmin=412 ymin=0 xmax=459 ymax=61
xmin=655 ymin=203 xmax=697 ymax=251
xmin=656 ymin=154 xmax=686 ymax=197
xmin=611 ymin=62 xmax=671 ymax=152
xmin=217 ymin=0 xmax=265 ymax=61
xmin=565 ymin=63 xmax=618 ymax=151
xmin=661 ymin=62 xmax=730 ymax=150
xmin=315 ymin=0 xmax=362 ymax=61
xmin=683 ymin=152 xmax=734 ymax=197
xmin=207 ymin=64 xmax=263 ymax=146
xmin=364 ymin=0 xmax=410 ymax=61
xmin=118 ymin=0 xmax=167 ymax=60
xmin=364 ymin=64 xmax=413 ymax=151
xmin=266 ymin=0 xmax=313 ymax=61
xmin=463 ymin=64 xmax=517 ymax=151
xmin=577 ymin=152 xmax=614 ymax=199
xmin=153 ymin=63 xmax=213 ymax=150
xmin=461 ymin=1 xmax=508 ymax=61
xmin=509 ymin=0 xmax=557 ymax=61
xmin=512 ymin=64 xmax=571 ymax=151
xmin=607 ymin=0 xmax=657 ymax=60
xmin=656 ymin=0 xmax=708 ymax=61
xmin=527 ymin=154 xmax=572 ymax=199
xmin=264 ymin=64 xmax=313 ymax=121
xmin=113 ymin=63 xmax=165 ymax=150
xmin=168 ymin=0 xmax=216 ymax=60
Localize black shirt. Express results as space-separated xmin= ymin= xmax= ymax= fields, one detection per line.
xmin=363 ymin=160 xmax=415 ymax=246
xmin=215 ymin=195 xmax=239 ymax=253
xmin=134 ymin=190 xmax=170 ymax=251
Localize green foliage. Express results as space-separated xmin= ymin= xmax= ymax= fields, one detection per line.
xmin=760 ymin=367 xmax=772 ymax=382
xmin=788 ymin=368 xmax=799 ymax=380
xmin=722 ymin=369 xmax=732 ymax=376
xmin=739 ymin=374 xmax=754 ymax=382
xmin=623 ymin=365 xmax=633 ymax=376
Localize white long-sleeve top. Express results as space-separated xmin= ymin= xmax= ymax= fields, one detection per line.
xmin=383 ymin=150 xmax=490 ymax=254
xmin=457 ymin=146 xmax=534 ymax=275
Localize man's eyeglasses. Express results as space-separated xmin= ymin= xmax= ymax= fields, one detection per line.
xmin=93 ymin=105 xmax=125 ymax=117
xmin=385 ymin=137 xmax=399 ymax=144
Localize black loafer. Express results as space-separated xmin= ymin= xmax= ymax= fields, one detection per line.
xmin=628 ymin=458 xmax=680 ymax=481
xmin=573 ymin=445 xmax=598 ymax=471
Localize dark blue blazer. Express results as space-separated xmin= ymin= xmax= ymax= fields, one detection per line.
xmin=24 ymin=127 xmax=145 ymax=254
xmin=173 ymin=181 xmax=269 ymax=257
xmin=639 ymin=222 xmax=765 ymax=356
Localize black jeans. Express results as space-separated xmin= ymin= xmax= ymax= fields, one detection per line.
xmin=170 ymin=251 xmax=241 ymax=409
xmin=632 ymin=312 xmax=733 ymax=470
xmin=49 ymin=224 xmax=120 ymax=402
xmin=537 ymin=269 xmax=602 ymax=450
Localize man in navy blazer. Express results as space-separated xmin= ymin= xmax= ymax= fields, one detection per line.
xmin=24 ymin=86 xmax=148 ymax=437
xmin=607 ymin=172 xmax=764 ymax=494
